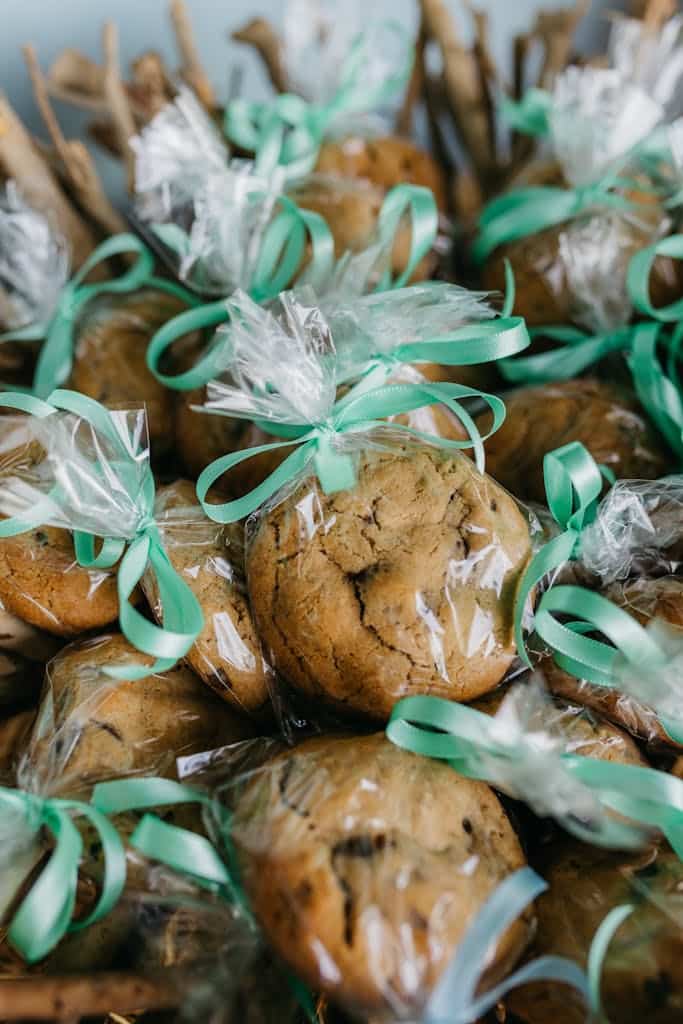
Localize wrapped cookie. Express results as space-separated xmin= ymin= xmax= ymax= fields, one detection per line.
xmin=0 ymin=391 xmax=203 ymax=676
xmin=225 ymin=731 xmax=534 ymax=1019
xmin=141 ymin=480 xmax=271 ymax=715
xmin=193 ymin=288 xmax=534 ymax=721
xmin=476 ymin=67 xmax=678 ymax=328
xmin=506 ymin=842 xmax=683 ymax=1024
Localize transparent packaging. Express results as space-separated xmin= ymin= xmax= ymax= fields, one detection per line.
xmin=221 ymin=731 xmax=534 ymax=1020
xmin=608 ymin=13 xmax=683 ymax=120
xmin=0 ymin=181 xmax=69 ymax=331
xmin=482 ymin=67 xmax=678 ymax=330
xmin=141 ymin=480 xmax=271 ymax=716
xmin=474 ymin=379 xmax=671 ymax=504
xmin=200 ymin=289 xmax=535 ymax=722
xmin=506 ymin=841 xmax=683 ymax=1024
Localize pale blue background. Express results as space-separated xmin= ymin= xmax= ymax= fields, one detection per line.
xmin=0 ymin=0 xmax=629 ymax=200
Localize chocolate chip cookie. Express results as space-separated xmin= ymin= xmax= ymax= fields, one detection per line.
xmin=476 ymin=379 xmax=670 ymax=503
xmin=232 ymin=732 xmax=532 ymax=1016
xmin=143 ymin=480 xmax=270 ymax=714
xmin=247 ymin=444 xmax=532 ymax=719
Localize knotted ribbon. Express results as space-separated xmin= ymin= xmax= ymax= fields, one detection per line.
xmin=0 ymin=390 xmax=204 ymax=680
xmin=196 ymin=378 xmax=508 ymax=524
xmin=0 ymin=785 xmax=126 ymax=963
xmin=225 ymin=21 xmax=413 ymax=178
xmin=387 ymin=694 xmax=683 ymax=856
xmin=146 ymin=183 xmax=438 ymax=392
xmin=0 ymin=233 xmax=196 ymax=398
xmin=500 ymin=88 xmax=552 ymax=138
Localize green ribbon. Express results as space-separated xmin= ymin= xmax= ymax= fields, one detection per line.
xmin=387 ymin=694 xmax=683 ymax=856
xmin=500 ymin=88 xmax=551 ymax=138
xmin=0 ymin=234 xmax=196 ymax=399
xmin=499 ymin=324 xmax=637 ymax=385
xmin=146 ymin=195 xmax=335 ymax=391
xmin=196 ymin=379 xmax=507 ymax=524
xmin=0 ymin=389 xmax=204 ymax=680
xmin=0 ymin=785 xmax=126 ymax=963
xmin=472 ymin=173 xmax=642 ymax=266
xmin=146 ymin=183 xmax=438 ymax=393
xmin=628 ymin=234 xmax=683 ymax=324
xmin=225 ymin=21 xmax=413 ymax=177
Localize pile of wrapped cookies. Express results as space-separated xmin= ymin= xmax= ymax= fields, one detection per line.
xmin=1 ymin=0 xmax=683 ymax=1021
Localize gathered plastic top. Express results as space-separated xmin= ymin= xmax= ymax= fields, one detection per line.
xmin=549 ymin=67 xmax=663 ymax=186
xmin=0 ymin=182 xmax=70 ymax=331
xmin=608 ymin=13 xmax=683 ymax=120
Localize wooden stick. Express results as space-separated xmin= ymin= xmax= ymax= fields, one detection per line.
xmin=0 ymin=94 xmax=96 ymax=268
xmin=395 ymin=22 xmax=427 ymax=136
xmin=23 ymin=45 xmax=127 ymax=238
xmin=232 ymin=17 xmax=289 ymax=94
xmin=534 ymin=2 xmax=590 ymax=89
xmin=0 ymin=973 xmax=180 ymax=1020
xmin=102 ymin=22 xmax=137 ymax=192
xmin=169 ymin=0 xmax=216 ymax=110
xmin=419 ymin=0 xmax=494 ymax=181
xmin=642 ymin=0 xmax=677 ymax=27
xmin=130 ymin=51 xmax=176 ymax=120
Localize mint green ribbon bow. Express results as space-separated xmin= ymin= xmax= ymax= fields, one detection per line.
xmin=0 ymin=233 xmax=196 ymax=399
xmin=472 ymin=174 xmax=642 ymax=266
xmin=226 ymin=21 xmax=413 ymax=178
xmin=500 ymin=88 xmax=552 ymax=138
xmin=146 ymin=183 xmax=437 ymax=392
xmin=0 ymin=390 xmax=204 ymax=680
xmin=387 ymin=695 xmax=683 ymax=856
xmin=0 ymin=785 xmax=126 ymax=963
xmin=146 ymin=194 xmax=335 ymax=390
xmin=196 ymin=379 xmax=507 ymax=524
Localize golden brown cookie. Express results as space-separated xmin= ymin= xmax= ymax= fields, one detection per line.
xmin=506 ymin=843 xmax=683 ymax=1024
xmin=545 ymin=577 xmax=683 ymax=749
xmin=70 ymin=290 xmax=186 ymax=451
xmin=232 ymin=733 xmax=532 ymax=1016
xmin=26 ymin=632 xmax=253 ymax=796
xmin=315 ymin=135 xmax=448 ymax=210
xmin=143 ymin=480 xmax=270 ymax=714
xmin=247 ymin=445 xmax=531 ymax=719
xmin=0 ymin=526 xmax=121 ymax=637
xmin=476 ymin=379 xmax=670 ymax=503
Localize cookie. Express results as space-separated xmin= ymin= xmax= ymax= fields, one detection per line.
xmin=476 ymin=379 xmax=670 ymax=503
xmin=0 ymin=526 xmax=121 ymax=637
xmin=0 ymin=709 xmax=34 ymax=774
xmin=26 ymin=632 xmax=253 ymax=796
xmin=70 ymin=289 xmax=187 ymax=452
xmin=142 ymin=480 xmax=270 ymax=714
xmin=289 ymin=176 xmax=438 ymax=282
xmin=247 ymin=445 xmax=531 ymax=719
xmin=232 ymin=732 xmax=532 ymax=1015
xmin=506 ymin=842 xmax=683 ymax=1024
xmin=545 ymin=577 xmax=683 ymax=748
xmin=315 ymin=135 xmax=449 ymax=211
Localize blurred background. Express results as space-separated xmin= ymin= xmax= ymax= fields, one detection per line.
xmin=0 ymin=0 xmax=632 ymax=200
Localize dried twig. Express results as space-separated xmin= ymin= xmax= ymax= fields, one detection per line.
xmin=130 ymin=51 xmax=176 ymax=119
xmin=170 ymin=0 xmax=216 ymax=110
xmin=465 ymin=3 xmax=499 ymax=165
xmin=534 ymin=1 xmax=590 ymax=89
xmin=423 ymin=71 xmax=455 ymax=183
xmin=102 ymin=22 xmax=137 ymax=192
xmin=641 ymin=0 xmax=677 ymax=26
xmin=395 ymin=21 xmax=427 ymax=136
xmin=419 ymin=0 xmax=495 ymax=182
xmin=232 ymin=17 xmax=289 ymax=94
xmin=0 ymin=94 xmax=96 ymax=268
xmin=23 ymin=44 xmax=127 ymax=237
xmin=0 ymin=972 xmax=180 ymax=1020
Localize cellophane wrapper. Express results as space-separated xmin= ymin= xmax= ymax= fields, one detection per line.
xmin=608 ymin=13 xmax=683 ymax=120
xmin=201 ymin=289 xmax=541 ymax=727
xmin=0 ymin=633 xmax=254 ymax=974
xmin=0 ymin=181 xmax=69 ymax=331
xmin=505 ymin=840 xmax=683 ymax=1024
xmin=186 ymin=732 xmax=535 ymax=1021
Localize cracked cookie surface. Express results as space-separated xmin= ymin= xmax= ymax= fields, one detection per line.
xmin=232 ymin=733 xmax=532 ymax=1016
xmin=247 ymin=445 xmax=531 ymax=719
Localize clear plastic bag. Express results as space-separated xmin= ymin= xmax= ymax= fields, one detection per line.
xmin=0 ymin=181 xmax=69 ymax=331
xmin=198 ymin=289 xmax=535 ymax=722
xmin=505 ymin=841 xmax=683 ymax=1024
xmin=221 ymin=730 xmax=534 ymax=1020
xmin=141 ymin=480 xmax=271 ymax=716
xmin=608 ymin=13 xmax=683 ymax=120
xmin=474 ymin=379 xmax=671 ymax=504
xmin=482 ymin=67 xmax=677 ymax=330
